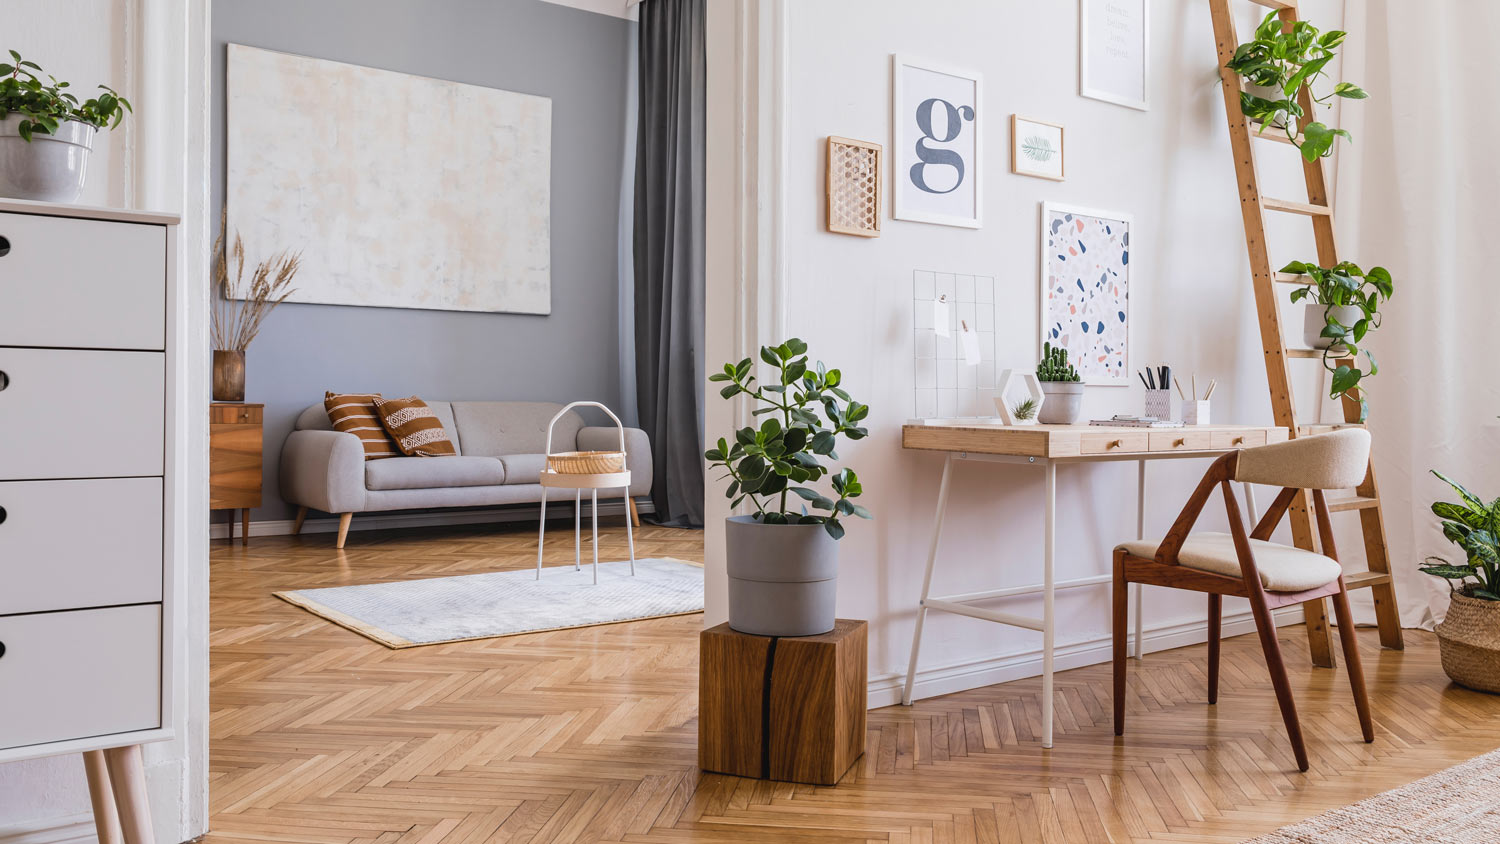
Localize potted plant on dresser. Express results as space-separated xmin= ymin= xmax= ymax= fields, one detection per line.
xmin=0 ymin=50 xmax=131 ymax=202
xmin=1282 ymin=259 xmax=1393 ymax=422
xmin=210 ymin=212 xmax=300 ymax=401
xmin=1036 ymin=341 xmax=1084 ymax=424
xmin=1421 ymin=470 xmax=1500 ymax=693
xmin=705 ymin=338 xmax=872 ymax=637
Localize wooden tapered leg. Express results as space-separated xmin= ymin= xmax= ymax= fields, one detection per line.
xmin=242 ymin=508 xmax=251 ymax=545
xmin=1331 ymin=584 xmax=1375 ymax=742
xmin=1248 ymin=593 xmax=1308 ymax=771
xmin=336 ymin=513 xmax=353 ymax=549
xmin=1207 ymin=594 xmax=1222 ymax=705
xmin=292 ymin=506 xmax=308 ymax=535
xmin=627 ymin=496 xmax=641 ymax=528
xmin=82 ymin=750 xmax=122 ymax=844
xmin=1113 ymin=550 xmax=1128 ymax=736
xmin=102 ymin=746 xmax=154 ymax=844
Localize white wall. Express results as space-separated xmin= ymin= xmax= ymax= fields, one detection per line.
xmin=714 ymin=0 xmax=1358 ymax=704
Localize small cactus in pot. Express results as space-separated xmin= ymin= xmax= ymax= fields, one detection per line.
xmin=1036 ymin=342 xmax=1085 ymax=424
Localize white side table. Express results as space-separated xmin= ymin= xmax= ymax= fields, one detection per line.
xmin=536 ymin=402 xmax=637 ymax=583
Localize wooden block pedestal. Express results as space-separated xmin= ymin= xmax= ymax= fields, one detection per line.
xmin=699 ymin=619 xmax=866 ymax=785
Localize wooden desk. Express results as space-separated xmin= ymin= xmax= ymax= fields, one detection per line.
xmin=210 ymin=403 xmax=263 ymax=544
xmin=900 ymin=421 xmax=1287 ymax=747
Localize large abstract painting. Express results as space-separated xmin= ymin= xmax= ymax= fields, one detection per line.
xmin=227 ymin=45 xmax=552 ymax=314
xmin=1039 ymin=203 xmax=1132 ymax=385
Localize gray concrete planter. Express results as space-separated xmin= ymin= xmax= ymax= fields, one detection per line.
xmin=725 ymin=515 xmax=838 ymax=637
xmin=1038 ymin=381 xmax=1085 ymax=424
xmin=0 ymin=115 xmax=95 ymax=203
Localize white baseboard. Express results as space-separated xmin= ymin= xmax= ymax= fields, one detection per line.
xmin=0 ymin=816 xmax=94 ymax=844
xmin=209 ymin=499 xmax=656 ymax=540
xmin=868 ymin=605 xmax=1306 ymax=707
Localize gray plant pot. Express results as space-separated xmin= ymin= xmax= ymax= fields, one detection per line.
xmin=725 ymin=514 xmax=838 ymax=637
xmin=1038 ymin=381 xmax=1085 ymax=424
xmin=1302 ymin=303 xmax=1363 ymax=352
xmin=0 ymin=115 xmax=95 ymax=203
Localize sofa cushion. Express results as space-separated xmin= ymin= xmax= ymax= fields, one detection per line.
xmin=324 ymin=392 xmax=399 ymax=460
xmin=299 ymin=401 xmax=462 ymax=455
xmin=499 ymin=453 xmax=548 ymax=485
xmin=365 ymin=456 xmax=506 ymax=491
xmin=451 ymin=402 xmax=582 ymax=457
xmin=374 ymin=396 xmax=458 ymax=457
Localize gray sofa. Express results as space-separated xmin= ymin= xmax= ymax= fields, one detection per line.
xmin=280 ymin=401 xmax=652 ymax=547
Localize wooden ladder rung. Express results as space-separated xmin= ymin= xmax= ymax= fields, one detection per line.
xmin=1284 ymin=348 xmax=1324 ymax=359
xmin=1249 ymin=124 xmax=1297 ymax=145
xmin=1263 ymin=197 xmax=1333 ymax=216
xmin=1245 ymin=0 xmax=1297 ymax=9
xmin=1328 ymin=495 xmax=1379 ymax=513
xmin=1274 ymin=272 xmax=1308 ymax=284
xmin=1344 ymin=570 xmax=1391 ymax=589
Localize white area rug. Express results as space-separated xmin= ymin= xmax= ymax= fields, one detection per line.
xmin=1248 ymin=747 xmax=1500 ymax=843
xmin=276 ymin=558 xmax=703 ymax=648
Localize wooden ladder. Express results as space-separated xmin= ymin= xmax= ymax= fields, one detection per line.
xmin=1209 ymin=0 xmax=1403 ymax=667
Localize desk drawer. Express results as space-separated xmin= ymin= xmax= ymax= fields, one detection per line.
xmin=0 ymin=478 xmax=163 ymax=614
xmin=1081 ymin=431 xmax=1148 ymax=455
xmin=0 ymin=348 xmax=163 ymax=480
xmin=1211 ymin=430 xmax=1266 ymax=450
xmin=0 ymin=605 xmax=161 ymax=751
xmin=0 ymin=212 xmax=166 ymax=351
xmin=1149 ymin=431 xmax=1213 ymax=452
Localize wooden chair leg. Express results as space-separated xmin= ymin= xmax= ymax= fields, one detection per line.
xmin=1113 ymin=550 xmax=1128 ymax=736
xmin=1331 ymin=584 xmax=1375 ymax=743
xmin=102 ymin=746 xmax=154 ymax=844
xmin=292 ymin=506 xmax=308 ymax=536
xmin=1207 ymin=594 xmax=1222 ymax=705
xmin=1248 ymin=593 xmax=1308 ymax=771
xmin=336 ymin=512 xmax=353 ymax=549
xmin=82 ymin=750 xmax=123 ymax=844
xmin=627 ymin=496 xmax=641 ymax=528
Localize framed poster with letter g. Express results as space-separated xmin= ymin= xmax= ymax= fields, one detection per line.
xmin=892 ymin=55 xmax=982 ymax=229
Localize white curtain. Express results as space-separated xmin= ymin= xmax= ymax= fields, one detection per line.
xmin=1336 ymin=0 xmax=1500 ymax=629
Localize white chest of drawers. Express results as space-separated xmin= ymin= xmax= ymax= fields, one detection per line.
xmin=0 ymin=199 xmax=182 ymax=842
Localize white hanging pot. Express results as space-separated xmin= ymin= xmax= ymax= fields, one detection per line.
xmin=0 ymin=115 xmax=95 ymax=203
xmin=1302 ymin=303 xmax=1364 ymax=351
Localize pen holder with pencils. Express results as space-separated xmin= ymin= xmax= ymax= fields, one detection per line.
xmin=1183 ymin=400 xmax=1210 ymax=425
xmin=1144 ymin=389 xmax=1170 ymax=420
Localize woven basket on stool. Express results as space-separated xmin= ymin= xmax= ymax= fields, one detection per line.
xmin=1436 ymin=590 xmax=1500 ymax=694
xmin=547 ymin=450 xmax=625 ymax=475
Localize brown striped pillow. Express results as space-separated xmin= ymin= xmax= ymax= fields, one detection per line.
xmin=373 ymin=396 xmax=457 ymax=457
xmin=324 ymin=392 xmax=400 ymax=460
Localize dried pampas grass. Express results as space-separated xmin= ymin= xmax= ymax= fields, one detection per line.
xmin=211 ymin=209 xmax=300 ymax=351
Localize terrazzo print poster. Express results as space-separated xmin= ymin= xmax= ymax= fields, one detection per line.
xmin=1041 ymin=204 xmax=1132 ymax=385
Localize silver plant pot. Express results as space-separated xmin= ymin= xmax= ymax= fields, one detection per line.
xmin=0 ymin=115 xmax=95 ymax=203
xmin=1038 ymin=381 xmax=1085 ymax=424
xmin=1302 ymin=303 xmax=1364 ymax=352
xmin=725 ymin=514 xmax=838 ymax=637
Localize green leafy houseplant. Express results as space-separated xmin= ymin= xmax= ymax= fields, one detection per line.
xmin=1420 ymin=471 xmax=1500 ymax=601
xmin=1225 ymin=12 xmax=1366 ymax=162
xmin=705 ymin=338 xmax=872 ymax=539
xmin=1036 ymin=342 xmax=1080 ymax=382
xmin=0 ymin=49 xmax=131 ymax=141
xmin=1283 ymin=259 xmax=1393 ymax=421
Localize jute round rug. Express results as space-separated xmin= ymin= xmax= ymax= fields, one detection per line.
xmin=1248 ymin=747 xmax=1500 ymax=843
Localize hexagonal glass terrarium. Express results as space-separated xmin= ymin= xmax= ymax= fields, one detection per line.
xmin=994 ymin=369 xmax=1045 ymax=425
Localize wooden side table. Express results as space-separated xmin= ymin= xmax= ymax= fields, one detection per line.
xmin=210 ymin=402 xmax=263 ymax=544
xmin=699 ymin=619 xmax=866 ymax=785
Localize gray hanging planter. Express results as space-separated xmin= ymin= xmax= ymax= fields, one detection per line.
xmin=725 ymin=515 xmax=838 ymax=637
xmin=0 ymin=115 xmax=95 ymax=203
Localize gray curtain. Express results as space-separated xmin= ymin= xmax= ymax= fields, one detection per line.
xmin=634 ymin=0 xmax=705 ymax=527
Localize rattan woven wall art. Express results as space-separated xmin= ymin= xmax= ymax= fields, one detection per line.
xmin=826 ymin=136 xmax=883 ymax=237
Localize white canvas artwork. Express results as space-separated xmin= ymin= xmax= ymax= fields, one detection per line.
xmin=892 ymin=56 xmax=982 ymax=229
xmin=1039 ymin=203 xmax=1133 ymax=386
xmin=1080 ymin=0 xmax=1149 ymax=111
xmin=226 ymin=45 xmax=552 ymax=314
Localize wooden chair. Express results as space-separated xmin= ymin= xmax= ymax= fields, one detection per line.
xmin=1112 ymin=429 xmax=1375 ymax=771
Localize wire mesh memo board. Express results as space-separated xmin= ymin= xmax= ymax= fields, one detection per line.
xmin=913 ymin=270 xmax=998 ymax=420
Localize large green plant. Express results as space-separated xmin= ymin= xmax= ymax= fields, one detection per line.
xmin=1282 ymin=259 xmax=1392 ymax=421
xmin=1420 ymin=471 xmax=1500 ymax=602
xmin=704 ymin=338 xmax=872 ymax=539
xmin=0 ymin=50 xmax=131 ymax=141
xmin=1226 ymin=12 xmax=1366 ymax=162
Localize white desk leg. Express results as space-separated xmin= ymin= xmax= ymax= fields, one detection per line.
xmin=536 ymin=488 xmax=548 ymax=580
xmin=591 ymin=488 xmax=600 ymax=584
xmin=1243 ymin=481 xmax=1260 ymax=526
xmin=1042 ymin=460 xmax=1056 ymax=749
xmin=574 ymin=489 xmax=582 ymax=571
xmin=622 ymin=486 xmax=636 ymax=575
xmin=902 ymin=452 xmax=954 ymax=706
xmin=1134 ymin=460 xmax=1146 ymax=660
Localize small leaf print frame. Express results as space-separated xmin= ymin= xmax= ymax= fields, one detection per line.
xmin=1011 ymin=115 xmax=1064 ymax=181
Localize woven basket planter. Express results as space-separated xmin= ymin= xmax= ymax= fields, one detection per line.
xmin=547 ymin=451 xmax=625 ymax=475
xmin=1436 ymin=590 xmax=1500 ymax=694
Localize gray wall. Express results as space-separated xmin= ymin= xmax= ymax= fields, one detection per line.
xmin=211 ymin=0 xmax=635 ymax=522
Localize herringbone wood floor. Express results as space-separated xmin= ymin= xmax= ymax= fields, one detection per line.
xmin=208 ymin=521 xmax=1500 ymax=844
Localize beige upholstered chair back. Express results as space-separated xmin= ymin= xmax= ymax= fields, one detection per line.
xmin=1232 ymin=428 xmax=1370 ymax=490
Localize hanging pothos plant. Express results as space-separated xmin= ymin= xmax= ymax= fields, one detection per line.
xmin=1226 ymin=12 xmax=1366 ymax=162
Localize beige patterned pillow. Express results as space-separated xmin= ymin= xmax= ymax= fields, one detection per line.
xmin=373 ymin=397 xmax=457 ymax=457
xmin=324 ymin=392 xmax=399 ymax=460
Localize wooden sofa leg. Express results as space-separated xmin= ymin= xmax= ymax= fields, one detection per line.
xmin=627 ymin=497 xmax=641 ymax=528
xmin=336 ymin=513 xmax=353 ymax=549
xmin=292 ymin=506 xmax=309 ymax=536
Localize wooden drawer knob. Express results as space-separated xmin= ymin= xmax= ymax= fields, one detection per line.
xmin=1173 ymin=438 xmax=1185 ymax=447
xmin=1108 ymin=439 xmax=1122 ymax=449
xmin=1233 ymin=436 xmax=1245 ymax=445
